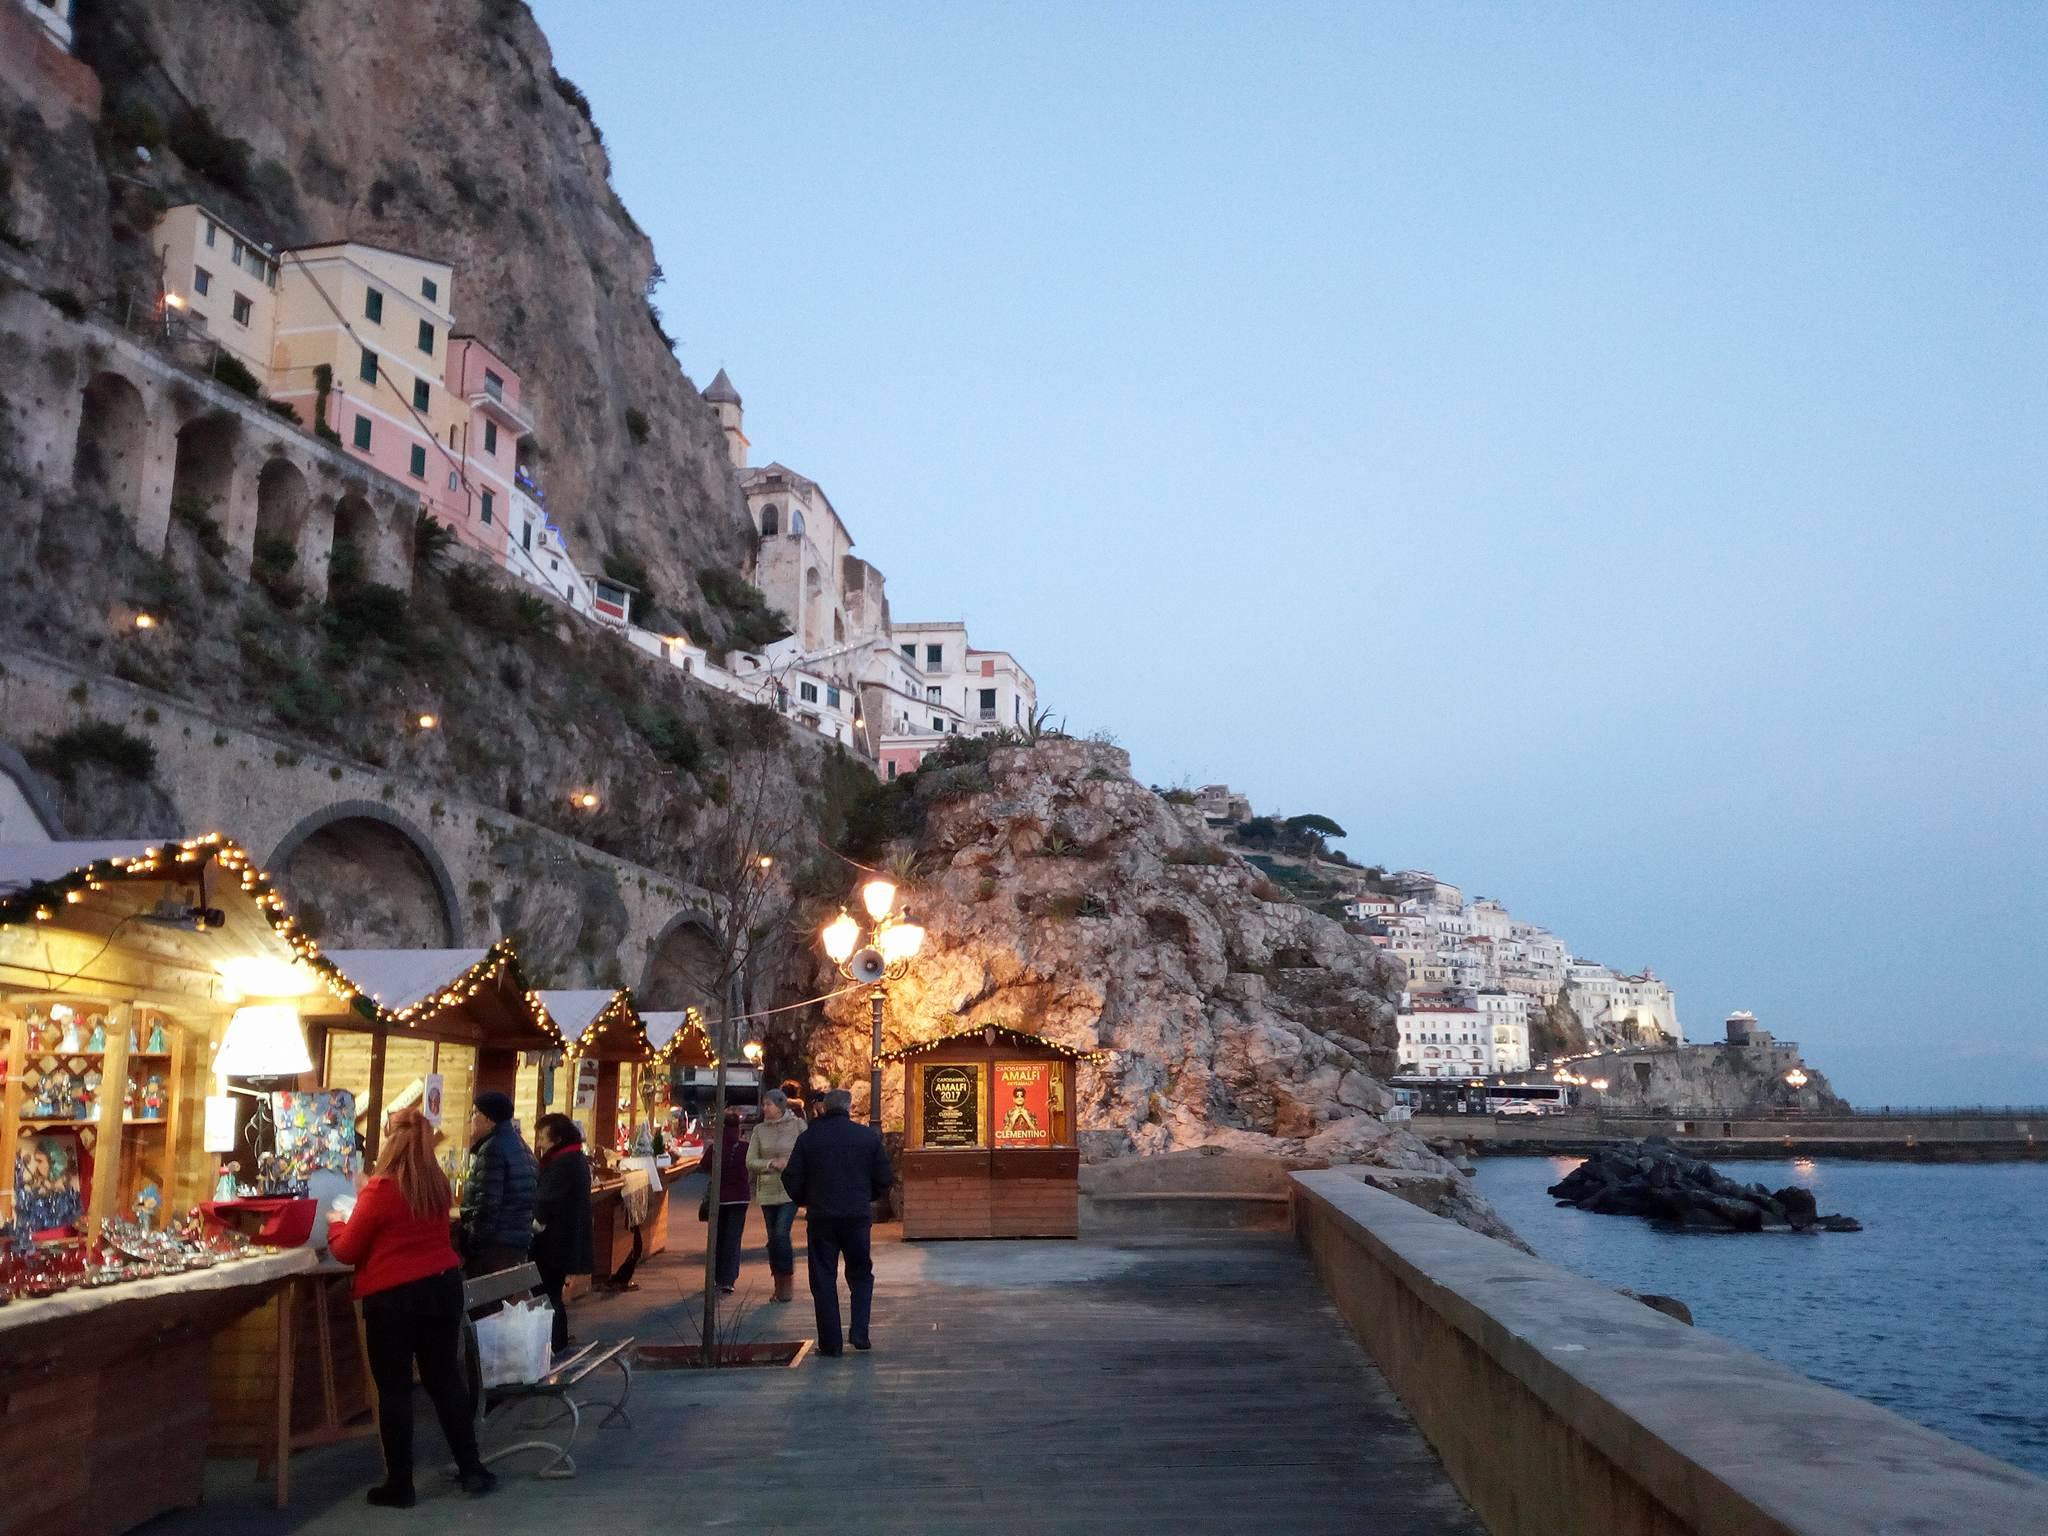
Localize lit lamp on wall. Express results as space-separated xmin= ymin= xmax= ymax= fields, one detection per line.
xmin=215 ymin=1004 xmax=313 ymax=1193
xmin=820 ymin=879 xmax=926 ymax=1127
xmin=1785 ymin=1068 xmax=1809 ymax=1090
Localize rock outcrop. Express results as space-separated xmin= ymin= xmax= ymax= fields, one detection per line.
xmin=796 ymin=739 xmax=1522 ymax=1244
xmin=1548 ymin=1142 xmax=1862 ymax=1232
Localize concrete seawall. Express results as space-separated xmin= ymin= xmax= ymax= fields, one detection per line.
xmin=1410 ymin=1111 xmax=2046 ymax=1161
xmin=1292 ymin=1170 xmax=2048 ymax=1536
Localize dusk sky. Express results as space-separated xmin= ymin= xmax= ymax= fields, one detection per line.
xmin=532 ymin=2 xmax=2046 ymax=1105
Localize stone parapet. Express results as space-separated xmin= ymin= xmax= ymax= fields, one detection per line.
xmin=1292 ymin=1170 xmax=2048 ymax=1536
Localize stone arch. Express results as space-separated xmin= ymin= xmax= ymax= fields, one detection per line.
xmin=803 ymin=565 xmax=823 ymax=646
xmin=255 ymin=456 xmax=310 ymax=563
xmin=637 ymin=908 xmax=723 ymax=1017
xmin=169 ymin=410 xmax=240 ymax=549
xmin=833 ymin=609 xmax=845 ymax=643
xmin=759 ymin=502 xmax=779 ymax=536
xmin=327 ymin=490 xmax=375 ymax=588
xmin=73 ymin=370 xmax=149 ymax=518
xmin=270 ymin=800 xmax=463 ymax=948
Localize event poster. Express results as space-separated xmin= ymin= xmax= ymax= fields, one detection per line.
xmin=993 ymin=1062 xmax=1054 ymax=1149
xmin=920 ymin=1063 xmax=981 ymax=1148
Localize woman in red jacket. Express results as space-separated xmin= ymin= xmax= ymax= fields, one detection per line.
xmin=327 ymin=1107 xmax=496 ymax=1507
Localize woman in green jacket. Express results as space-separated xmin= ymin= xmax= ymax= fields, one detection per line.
xmin=747 ymin=1088 xmax=804 ymax=1303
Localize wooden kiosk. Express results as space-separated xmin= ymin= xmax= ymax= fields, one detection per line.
xmin=0 ymin=835 xmax=340 ymax=1532
xmin=889 ymin=1026 xmax=1092 ymax=1240
xmin=542 ymin=988 xmax=675 ymax=1277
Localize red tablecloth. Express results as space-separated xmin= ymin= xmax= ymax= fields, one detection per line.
xmin=198 ymin=1196 xmax=318 ymax=1248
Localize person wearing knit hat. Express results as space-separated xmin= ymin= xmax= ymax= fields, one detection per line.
xmin=460 ymin=1091 xmax=536 ymax=1276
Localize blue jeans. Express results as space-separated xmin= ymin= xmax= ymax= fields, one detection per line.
xmin=761 ymin=1199 xmax=797 ymax=1276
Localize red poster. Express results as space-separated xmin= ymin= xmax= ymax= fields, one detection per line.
xmin=992 ymin=1062 xmax=1053 ymax=1149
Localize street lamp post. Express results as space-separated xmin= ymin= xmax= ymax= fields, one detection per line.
xmin=821 ymin=879 xmax=926 ymax=1127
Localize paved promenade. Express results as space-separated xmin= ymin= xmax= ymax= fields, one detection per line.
xmin=148 ymin=1212 xmax=1479 ymax=1534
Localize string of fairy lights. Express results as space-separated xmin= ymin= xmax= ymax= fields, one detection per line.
xmin=877 ymin=1024 xmax=1115 ymax=1067
xmin=0 ymin=836 xmax=719 ymax=1067
xmin=4 ymin=839 xmax=1109 ymax=1074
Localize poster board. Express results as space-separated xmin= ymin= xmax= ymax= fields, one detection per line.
xmin=992 ymin=1061 xmax=1055 ymax=1149
xmin=918 ymin=1062 xmax=984 ymax=1149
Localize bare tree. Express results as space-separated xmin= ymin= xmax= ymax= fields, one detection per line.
xmin=665 ymin=749 xmax=806 ymax=1364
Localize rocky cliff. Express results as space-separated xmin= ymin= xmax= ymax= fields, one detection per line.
xmin=793 ymin=739 xmax=1521 ymax=1243
xmin=8 ymin=0 xmax=749 ymax=634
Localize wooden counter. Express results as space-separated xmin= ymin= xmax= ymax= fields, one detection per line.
xmin=0 ymin=1248 xmax=316 ymax=1535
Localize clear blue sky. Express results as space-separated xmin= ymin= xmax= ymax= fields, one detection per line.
xmin=532 ymin=2 xmax=2046 ymax=1105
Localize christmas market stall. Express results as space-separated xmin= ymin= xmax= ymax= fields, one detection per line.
xmin=541 ymin=988 xmax=692 ymax=1283
xmin=887 ymin=1026 xmax=1106 ymax=1240
xmin=0 ymin=835 xmax=337 ymax=1533
xmin=308 ymin=943 xmax=562 ymax=1173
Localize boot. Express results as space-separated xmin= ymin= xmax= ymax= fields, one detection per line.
xmin=773 ymin=1271 xmax=793 ymax=1304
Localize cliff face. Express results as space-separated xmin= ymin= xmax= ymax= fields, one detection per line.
xmin=796 ymin=740 xmax=1520 ymax=1242
xmin=19 ymin=0 xmax=749 ymax=635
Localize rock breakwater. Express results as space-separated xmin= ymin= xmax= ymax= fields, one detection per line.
xmin=1550 ymin=1141 xmax=1862 ymax=1232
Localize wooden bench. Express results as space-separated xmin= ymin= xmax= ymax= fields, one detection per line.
xmin=459 ymin=1263 xmax=633 ymax=1480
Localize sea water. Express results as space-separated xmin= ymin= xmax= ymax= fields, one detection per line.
xmin=1473 ymin=1156 xmax=2048 ymax=1476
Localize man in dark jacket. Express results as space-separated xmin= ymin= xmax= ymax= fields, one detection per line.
xmin=460 ymin=1091 xmax=537 ymax=1276
xmin=530 ymin=1113 xmax=594 ymax=1352
xmin=780 ymin=1089 xmax=892 ymax=1356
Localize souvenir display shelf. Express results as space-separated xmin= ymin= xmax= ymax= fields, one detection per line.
xmin=2 ymin=997 xmax=192 ymax=1241
xmin=892 ymin=1028 xmax=1086 ymax=1240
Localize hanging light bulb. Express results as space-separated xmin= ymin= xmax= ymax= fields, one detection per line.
xmin=878 ymin=920 xmax=925 ymax=966
xmin=821 ymin=910 xmax=859 ymax=964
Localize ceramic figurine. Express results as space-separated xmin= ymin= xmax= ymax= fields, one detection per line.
xmin=128 ymin=1023 xmax=140 ymax=1054
xmin=87 ymin=1018 xmax=107 ymax=1052
xmin=141 ymin=1075 xmax=165 ymax=1120
xmin=124 ymin=1077 xmax=138 ymax=1118
xmin=214 ymin=1161 xmax=240 ymax=1202
xmin=56 ymin=1012 xmax=82 ymax=1054
xmin=145 ymin=1020 xmax=167 ymax=1055
xmin=133 ymin=1184 xmax=161 ymax=1230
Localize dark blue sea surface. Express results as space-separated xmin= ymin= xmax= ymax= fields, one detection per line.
xmin=1474 ymin=1156 xmax=2048 ymax=1476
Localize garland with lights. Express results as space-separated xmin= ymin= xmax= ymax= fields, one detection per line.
xmin=0 ymin=833 xmax=359 ymax=1007
xmin=876 ymin=1024 xmax=1114 ymax=1066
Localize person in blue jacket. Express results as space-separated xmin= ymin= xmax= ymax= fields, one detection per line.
xmin=779 ymin=1089 xmax=893 ymax=1356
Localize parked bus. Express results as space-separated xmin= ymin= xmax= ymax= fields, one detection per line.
xmin=1389 ymin=1076 xmax=1489 ymax=1115
xmin=1486 ymin=1082 xmax=1570 ymax=1115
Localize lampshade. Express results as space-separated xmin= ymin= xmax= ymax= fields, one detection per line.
xmin=861 ymin=878 xmax=898 ymax=922
xmin=877 ymin=920 xmax=925 ymax=966
xmin=822 ymin=910 xmax=860 ymax=964
xmin=216 ymin=1004 xmax=312 ymax=1079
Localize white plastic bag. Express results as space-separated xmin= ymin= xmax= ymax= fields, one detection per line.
xmin=475 ymin=1299 xmax=553 ymax=1386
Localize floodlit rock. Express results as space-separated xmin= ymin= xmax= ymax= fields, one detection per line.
xmin=799 ymin=739 xmax=1524 ymax=1245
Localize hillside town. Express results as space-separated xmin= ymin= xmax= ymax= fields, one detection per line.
xmin=133 ymin=195 xmax=1040 ymax=776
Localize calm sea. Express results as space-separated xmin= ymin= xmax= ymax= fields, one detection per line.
xmin=1474 ymin=1156 xmax=2048 ymax=1477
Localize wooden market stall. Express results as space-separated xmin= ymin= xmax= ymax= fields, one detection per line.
xmin=0 ymin=835 xmax=349 ymax=1531
xmin=310 ymin=942 xmax=562 ymax=1171
xmin=890 ymin=1026 xmax=1104 ymax=1240
xmin=541 ymin=988 xmax=679 ymax=1279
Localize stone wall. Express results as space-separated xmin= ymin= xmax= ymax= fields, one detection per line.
xmin=0 ymin=643 xmax=721 ymax=995
xmin=1 ymin=278 xmax=418 ymax=598
xmin=1292 ymin=1172 xmax=2048 ymax=1536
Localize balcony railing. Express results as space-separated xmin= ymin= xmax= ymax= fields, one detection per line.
xmin=978 ymin=707 xmax=998 ymax=721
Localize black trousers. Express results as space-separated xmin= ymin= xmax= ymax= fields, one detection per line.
xmin=611 ymin=1226 xmax=644 ymax=1287
xmin=534 ymin=1260 xmax=570 ymax=1352
xmin=714 ymin=1202 xmax=748 ymax=1288
xmin=361 ymin=1268 xmax=485 ymax=1490
xmin=805 ymin=1215 xmax=873 ymax=1354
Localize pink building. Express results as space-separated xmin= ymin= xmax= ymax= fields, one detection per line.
xmin=444 ymin=335 xmax=533 ymax=564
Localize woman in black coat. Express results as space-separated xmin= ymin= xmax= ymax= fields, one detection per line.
xmin=529 ymin=1113 xmax=594 ymax=1354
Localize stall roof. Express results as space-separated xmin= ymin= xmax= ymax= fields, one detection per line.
xmin=327 ymin=948 xmax=493 ymax=1015
xmin=642 ymin=1008 xmax=717 ymax=1069
xmin=0 ymin=841 xmax=161 ymax=893
xmin=538 ymin=988 xmax=650 ymax=1061
xmin=321 ymin=941 xmax=558 ymax=1046
xmin=0 ymin=835 xmax=346 ymax=1009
